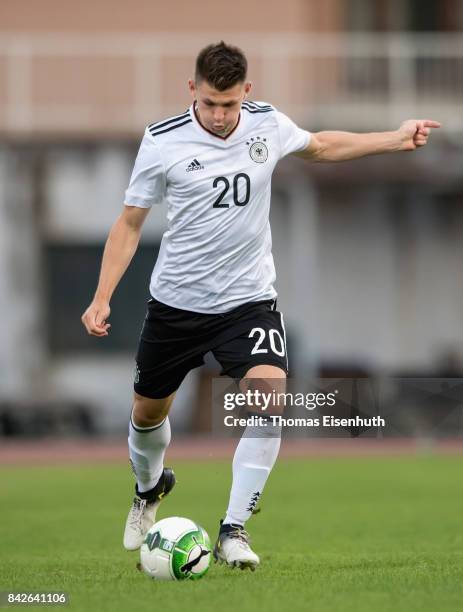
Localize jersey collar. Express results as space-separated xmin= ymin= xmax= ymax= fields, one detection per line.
xmin=190 ymin=103 xmax=242 ymax=143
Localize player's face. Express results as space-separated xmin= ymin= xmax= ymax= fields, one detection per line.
xmin=189 ymin=79 xmax=252 ymax=137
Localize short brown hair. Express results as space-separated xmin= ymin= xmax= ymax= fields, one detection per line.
xmin=195 ymin=41 xmax=248 ymax=91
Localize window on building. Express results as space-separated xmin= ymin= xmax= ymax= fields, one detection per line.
xmin=346 ymin=0 xmax=463 ymax=32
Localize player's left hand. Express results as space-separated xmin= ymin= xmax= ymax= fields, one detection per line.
xmin=398 ymin=119 xmax=441 ymax=151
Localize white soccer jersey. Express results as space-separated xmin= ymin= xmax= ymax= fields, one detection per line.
xmin=124 ymin=101 xmax=311 ymax=313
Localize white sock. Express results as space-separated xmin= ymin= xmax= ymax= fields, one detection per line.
xmin=128 ymin=411 xmax=171 ymax=493
xmin=223 ymin=421 xmax=281 ymax=526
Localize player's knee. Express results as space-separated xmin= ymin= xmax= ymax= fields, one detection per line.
xmin=240 ymin=366 xmax=287 ymax=415
xmin=132 ymin=391 xmax=174 ymax=427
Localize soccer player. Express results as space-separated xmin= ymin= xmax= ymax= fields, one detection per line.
xmin=81 ymin=41 xmax=440 ymax=570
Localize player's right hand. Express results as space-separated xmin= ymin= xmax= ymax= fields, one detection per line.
xmin=81 ymin=300 xmax=111 ymax=337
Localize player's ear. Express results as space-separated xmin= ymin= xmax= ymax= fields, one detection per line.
xmin=244 ymin=81 xmax=252 ymax=98
xmin=188 ymin=79 xmax=196 ymax=98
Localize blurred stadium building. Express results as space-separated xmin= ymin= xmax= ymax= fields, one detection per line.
xmin=1 ymin=0 xmax=463 ymax=436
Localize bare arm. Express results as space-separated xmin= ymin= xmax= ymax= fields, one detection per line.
xmin=81 ymin=205 xmax=150 ymax=337
xmin=296 ymin=119 xmax=441 ymax=163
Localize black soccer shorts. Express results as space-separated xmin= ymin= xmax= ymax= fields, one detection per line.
xmin=133 ymin=297 xmax=288 ymax=399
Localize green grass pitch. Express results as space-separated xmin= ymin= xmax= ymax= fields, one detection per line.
xmin=1 ymin=455 xmax=463 ymax=612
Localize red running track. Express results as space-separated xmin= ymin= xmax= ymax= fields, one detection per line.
xmin=0 ymin=437 xmax=463 ymax=465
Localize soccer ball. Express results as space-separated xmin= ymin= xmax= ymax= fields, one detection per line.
xmin=140 ymin=517 xmax=211 ymax=581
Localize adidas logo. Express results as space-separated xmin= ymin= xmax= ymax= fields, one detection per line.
xmin=186 ymin=158 xmax=204 ymax=172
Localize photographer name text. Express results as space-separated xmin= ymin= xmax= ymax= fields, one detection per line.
xmin=224 ymin=415 xmax=386 ymax=428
